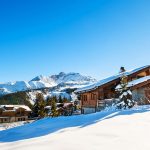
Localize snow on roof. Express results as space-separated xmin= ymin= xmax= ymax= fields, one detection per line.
xmin=16 ymin=105 xmax=32 ymax=111
xmin=128 ymin=75 xmax=150 ymax=87
xmin=0 ymin=105 xmax=31 ymax=112
xmin=75 ymin=65 xmax=150 ymax=93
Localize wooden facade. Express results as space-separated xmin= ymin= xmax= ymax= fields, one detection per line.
xmin=0 ymin=105 xmax=31 ymax=123
xmin=76 ymin=66 xmax=150 ymax=114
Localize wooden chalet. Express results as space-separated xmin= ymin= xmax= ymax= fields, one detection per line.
xmin=0 ymin=105 xmax=31 ymax=123
xmin=75 ymin=65 xmax=150 ymax=114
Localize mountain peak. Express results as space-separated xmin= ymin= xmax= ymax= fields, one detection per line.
xmin=0 ymin=72 xmax=97 ymax=95
xmin=31 ymin=75 xmax=45 ymax=81
xmin=59 ymin=72 xmax=66 ymax=76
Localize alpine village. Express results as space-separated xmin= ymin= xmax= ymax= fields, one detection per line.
xmin=0 ymin=65 xmax=150 ymax=123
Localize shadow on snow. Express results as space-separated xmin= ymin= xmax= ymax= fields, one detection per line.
xmin=0 ymin=105 xmax=149 ymax=143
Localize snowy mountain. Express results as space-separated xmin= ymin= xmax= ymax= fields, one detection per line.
xmin=0 ymin=105 xmax=150 ymax=150
xmin=0 ymin=72 xmax=96 ymax=96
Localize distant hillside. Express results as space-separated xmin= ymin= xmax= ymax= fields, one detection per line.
xmin=0 ymin=92 xmax=32 ymax=109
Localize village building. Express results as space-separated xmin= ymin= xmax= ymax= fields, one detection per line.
xmin=45 ymin=102 xmax=74 ymax=116
xmin=75 ymin=65 xmax=150 ymax=114
xmin=0 ymin=105 xmax=32 ymax=123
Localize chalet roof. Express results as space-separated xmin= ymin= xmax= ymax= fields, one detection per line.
xmin=115 ymin=75 xmax=150 ymax=90
xmin=0 ymin=105 xmax=32 ymax=112
xmin=128 ymin=75 xmax=150 ymax=88
xmin=75 ymin=65 xmax=150 ymax=93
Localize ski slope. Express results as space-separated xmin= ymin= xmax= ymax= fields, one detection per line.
xmin=0 ymin=105 xmax=150 ymax=150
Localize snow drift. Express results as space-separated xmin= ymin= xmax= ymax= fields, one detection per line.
xmin=0 ymin=105 xmax=150 ymax=150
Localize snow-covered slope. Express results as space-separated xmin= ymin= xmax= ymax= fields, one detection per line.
xmin=0 ymin=72 xmax=96 ymax=95
xmin=0 ymin=105 xmax=150 ymax=150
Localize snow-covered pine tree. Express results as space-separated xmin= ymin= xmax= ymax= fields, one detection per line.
xmin=116 ymin=67 xmax=135 ymax=109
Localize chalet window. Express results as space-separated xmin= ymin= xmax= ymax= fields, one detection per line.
xmin=81 ymin=95 xmax=83 ymax=101
xmin=85 ymin=95 xmax=87 ymax=101
xmin=18 ymin=118 xmax=21 ymax=121
xmin=99 ymin=89 xmax=104 ymax=100
xmin=91 ymin=93 xmax=96 ymax=100
xmin=82 ymin=95 xmax=87 ymax=101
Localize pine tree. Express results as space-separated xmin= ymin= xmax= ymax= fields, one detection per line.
xmin=58 ymin=95 xmax=63 ymax=103
xmin=53 ymin=96 xmax=58 ymax=103
xmin=51 ymin=97 xmax=58 ymax=117
xmin=46 ymin=97 xmax=52 ymax=106
xmin=33 ymin=93 xmax=46 ymax=118
xmin=116 ymin=68 xmax=135 ymax=109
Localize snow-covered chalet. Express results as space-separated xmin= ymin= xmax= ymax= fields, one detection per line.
xmin=75 ymin=65 xmax=150 ymax=114
xmin=0 ymin=105 xmax=31 ymax=123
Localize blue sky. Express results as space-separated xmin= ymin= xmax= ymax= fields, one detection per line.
xmin=0 ymin=0 xmax=150 ymax=82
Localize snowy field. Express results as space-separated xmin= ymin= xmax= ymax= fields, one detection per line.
xmin=0 ymin=105 xmax=150 ymax=150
